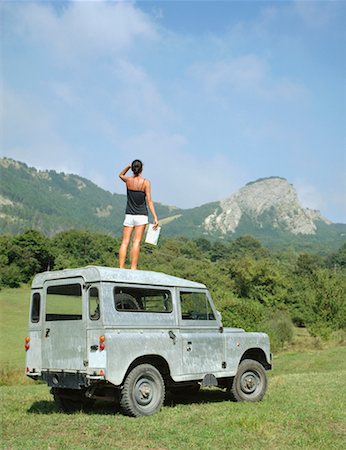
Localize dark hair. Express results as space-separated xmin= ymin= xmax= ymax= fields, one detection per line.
xmin=131 ymin=159 xmax=143 ymax=176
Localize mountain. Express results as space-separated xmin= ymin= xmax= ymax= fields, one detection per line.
xmin=1 ymin=158 xmax=345 ymax=251
xmin=161 ymin=177 xmax=345 ymax=251
xmin=204 ymin=177 xmax=331 ymax=235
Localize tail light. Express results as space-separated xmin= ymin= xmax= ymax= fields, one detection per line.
xmin=25 ymin=337 xmax=30 ymax=351
xmin=99 ymin=335 xmax=105 ymax=351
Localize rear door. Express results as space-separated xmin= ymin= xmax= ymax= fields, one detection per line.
xmin=42 ymin=278 xmax=87 ymax=371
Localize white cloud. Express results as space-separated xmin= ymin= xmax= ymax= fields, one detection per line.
xmin=293 ymin=0 xmax=340 ymax=28
xmin=49 ymin=81 xmax=80 ymax=106
xmin=191 ymin=54 xmax=307 ymax=103
xmin=2 ymin=86 xmax=54 ymax=141
xmin=2 ymin=86 xmax=84 ymax=174
xmin=113 ymin=60 xmax=174 ymax=127
xmin=16 ymin=0 xmax=157 ymax=63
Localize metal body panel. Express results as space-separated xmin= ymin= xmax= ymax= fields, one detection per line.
xmin=25 ymin=330 xmax=42 ymax=373
xmin=41 ymin=277 xmax=86 ymax=371
xmin=32 ymin=266 xmax=206 ymax=289
xmin=42 ymin=321 xmax=86 ymax=370
xmin=179 ymin=327 xmax=225 ymax=376
xmin=105 ymin=329 xmax=179 ymax=385
xmin=26 ymin=267 xmax=271 ymax=389
xmin=224 ymin=329 xmax=272 ymax=369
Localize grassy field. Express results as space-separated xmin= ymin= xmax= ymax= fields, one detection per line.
xmin=1 ymin=287 xmax=346 ymax=449
xmin=0 ymin=286 xmax=31 ymax=384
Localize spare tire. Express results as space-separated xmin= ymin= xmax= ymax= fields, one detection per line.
xmin=114 ymin=293 xmax=141 ymax=311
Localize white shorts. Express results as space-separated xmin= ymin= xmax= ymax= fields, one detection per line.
xmin=123 ymin=214 xmax=149 ymax=227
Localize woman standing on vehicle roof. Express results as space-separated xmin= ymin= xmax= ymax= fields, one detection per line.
xmin=118 ymin=160 xmax=159 ymax=270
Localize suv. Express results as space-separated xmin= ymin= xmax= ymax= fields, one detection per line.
xmin=25 ymin=266 xmax=272 ymax=417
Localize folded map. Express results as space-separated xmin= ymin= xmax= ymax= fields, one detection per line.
xmin=145 ymin=224 xmax=161 ymax=246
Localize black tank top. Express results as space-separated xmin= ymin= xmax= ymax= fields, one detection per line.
xmin=125 ymin=179 xmax=148 ymax=216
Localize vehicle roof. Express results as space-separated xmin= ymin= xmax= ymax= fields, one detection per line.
xmin=31 ymin=266 xmax=207 ymax=289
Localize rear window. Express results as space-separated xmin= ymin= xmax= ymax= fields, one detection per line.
xmin=31 ymin=293 xmax=41 ymax=323
xmin=46 ymin=284 xmax=82 ymax=321
xmin=114 ymin=286 xmax=172 ymax=313
xmin=89 ymin=287 xmax=100 ymax=321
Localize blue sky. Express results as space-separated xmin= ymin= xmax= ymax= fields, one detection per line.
xmin=1 ymin=0 xmax=345 ymax=222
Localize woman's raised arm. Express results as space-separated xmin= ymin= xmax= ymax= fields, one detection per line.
xmin=119 ymin=164 xmax=131 ymax=182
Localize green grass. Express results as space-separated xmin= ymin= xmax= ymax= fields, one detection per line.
xmin=1 ymin=287 xmax=346 ymax=449
xmin=1 ymin=347 xmax=346 ymax=449
xmin=0 ymin=286 xmax=31 ymax=375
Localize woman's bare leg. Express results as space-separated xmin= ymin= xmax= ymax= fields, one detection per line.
xmin=119 ymin=226 xmax=133 ymax=268
xmin=130 ymin=224 xmax=147 ymax=270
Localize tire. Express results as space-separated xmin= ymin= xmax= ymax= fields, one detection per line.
xmin=52 ymin=388 xmax=94 ymax=413
xmin=231 ymin=359 xmax=268 ymax=402
xmin=114 ymin=293 xmax=141 ymax=311
xmin=120 ymin=364 xmax=165 ymax=417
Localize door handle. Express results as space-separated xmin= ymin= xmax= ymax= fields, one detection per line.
xmin=168 ymin=330 xmax=176 ymax=344
xmin=45 ymin=328 xmax=50 ymax=338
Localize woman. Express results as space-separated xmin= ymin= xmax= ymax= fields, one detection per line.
xmin=118 ymin=160 xmax=159 ymax=270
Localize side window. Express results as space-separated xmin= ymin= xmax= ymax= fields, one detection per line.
xmin=180 ymin=291 xmax=215 ymax=321
xmin=46 ymin=284 xmax=82 ymax=321
xmin=31 ymin=293 xmax=41 ymax=323
xmin=89 ymin=287 xmax=100 ymax=321
xmin=114 ymin=287 xmax=172 ymax=313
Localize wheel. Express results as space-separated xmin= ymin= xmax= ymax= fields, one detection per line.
xmin=52 ymin=388 xmax=94 ymax=412
xmin=231 ymin=359 xmax=268 ymax=402
xmin=120 ymin=364 xmax=165 ymax=417
xmin=114 ymin=293 xmax=141 ymax=311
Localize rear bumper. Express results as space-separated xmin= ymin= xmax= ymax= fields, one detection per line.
xmin=41 ymin=371 xmax=87 ymax=389
xmin=26 ymin=370 xmax=41 ymax=380
xmin=36 ymin=370 xmax=106 ymax=388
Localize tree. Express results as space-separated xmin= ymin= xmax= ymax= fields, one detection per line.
xmin=52 ymin=230 xmax=118 ymax=268
xmin=326 ymin=243 xmax=346 ymax=269
xmin=229 ymin=235 xmax=268 ymax=259
xmin=226 ymin=256 xmax=286 ymax=306
xmin=9 ymin=230 xmax=54 ymax=280
xmin=295 ymin=253 xmax=324 ymax=276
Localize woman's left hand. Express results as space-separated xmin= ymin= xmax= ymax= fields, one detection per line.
xmin=153 ymin=219 xmax=159 ymax=230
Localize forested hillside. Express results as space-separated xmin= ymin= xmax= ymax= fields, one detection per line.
xmin=1 ymin=229 xmax=345 ymax=350
xmin=0 ymin=158 xmax=177 ymax=236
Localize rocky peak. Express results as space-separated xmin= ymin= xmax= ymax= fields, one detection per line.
xmin=204 ymin=177 xmax=331 ymax=235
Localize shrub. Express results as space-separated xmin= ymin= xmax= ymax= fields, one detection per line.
xmin=219 ymin=297 xmax=266 ymax=331
xmin=259 ymin=310 xmax=294 ymax=352
xmin=0 ymin=264 xmax=23 ymax=288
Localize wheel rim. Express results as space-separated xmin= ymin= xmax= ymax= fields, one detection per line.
xmin=134 ymin=376 xmax=157 ymax=407
xmin=240 ymin=370 xmax=261 ymax=395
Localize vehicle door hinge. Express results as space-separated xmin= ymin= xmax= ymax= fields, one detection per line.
xmin=222 ymin=361 xmax=227 ymax=369
xmin=83 ymin=360 xmax=89 ymax=367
